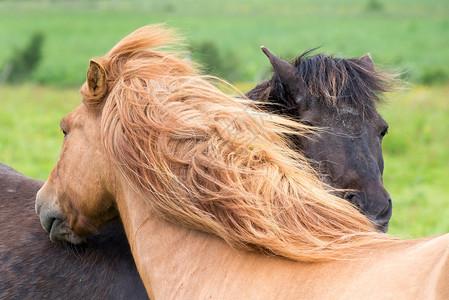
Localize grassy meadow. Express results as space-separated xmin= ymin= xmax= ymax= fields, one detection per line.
xmin=0 ymin=0 xmax=448 ymax=238
xmin=1 ymin=0 xmax=449 ymax=85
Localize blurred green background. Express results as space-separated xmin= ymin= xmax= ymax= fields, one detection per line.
xmin=1 ymin=0 xmax=448 ymax=238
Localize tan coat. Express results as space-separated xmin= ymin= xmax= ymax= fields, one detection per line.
xmin=118 ymin=183 xmax=449 ymax=299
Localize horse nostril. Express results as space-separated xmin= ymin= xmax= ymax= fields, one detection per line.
xmin=343 ymin=192 xmax=361 ymax=209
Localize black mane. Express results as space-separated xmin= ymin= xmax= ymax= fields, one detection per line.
xmin=246 ymin=50 xmax=395 ymax=117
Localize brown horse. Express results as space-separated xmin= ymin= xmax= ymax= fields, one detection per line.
xmin=36 ymin=25 xmax=449 ymax=298
xmin=2 ymin=52 xmax=390 ymax=300
xmin=246 ymin=48 xmax=394 ymax=232
xmin=0 ymin=163 xmax=148 ymax=299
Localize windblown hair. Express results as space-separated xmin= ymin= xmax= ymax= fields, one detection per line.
xmin=82 ymin=25 xmax=393 ymax=262
xmin=246 ymin=49 xmax=397 ymax=118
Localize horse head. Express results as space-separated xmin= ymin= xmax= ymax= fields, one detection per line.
xmin=35 ymin=60 xmax=119 ymax=244
xmin=247 ymin=48 xmax=393 ymax=232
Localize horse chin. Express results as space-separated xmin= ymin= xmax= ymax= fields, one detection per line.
xmin=48 ymin=217 xmax=86 ymax=245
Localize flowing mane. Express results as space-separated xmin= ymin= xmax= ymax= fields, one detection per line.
xmin=246 ymin=49 xmax=396 ymax=118
xmin=81 ymin=25 xmax=392 ymax=262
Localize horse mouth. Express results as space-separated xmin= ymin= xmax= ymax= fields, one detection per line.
xmin=375 ymin=221 xmax=389 ymax=233
xmin=47 ymin=217 xmax=85 ymax=244
xmin=36 ymin=189 xmax=86 ymax=245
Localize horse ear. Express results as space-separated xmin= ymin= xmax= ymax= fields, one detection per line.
xmin=360 ymin=53 xmax=375 ymax=68
xmin=261 ymin=46 xmax=300 ymax=96
xmin=87 ymin=60 xmax=108 ymax=100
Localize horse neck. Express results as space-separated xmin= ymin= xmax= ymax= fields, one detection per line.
xmin=114 ymin=177 xmax=449 ymax=299
xmin=114 ymin=178 xmax=250 ymax=298
xmin=114 ymin=176 xmax=323 ymax=298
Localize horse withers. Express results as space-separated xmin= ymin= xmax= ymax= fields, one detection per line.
xmin=0 ymin=163 xmax=148 ymax=299
xmin=247 ymin=48 xmax=394 ymax=232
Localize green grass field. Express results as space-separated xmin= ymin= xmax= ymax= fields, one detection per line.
xmin=380 ymin=85 xmax=449 ymax=237
xmin=0 ymin=0 xmax=448 ymax=238
xmin=1 ymin=0 xmax=448 ymax=85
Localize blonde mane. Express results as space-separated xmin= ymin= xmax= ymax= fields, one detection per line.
xmin=81 ymin=25 xmax=393 ymax=262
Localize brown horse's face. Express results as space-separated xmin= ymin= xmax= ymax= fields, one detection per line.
xmin=36 ymin=63 xmax=117 ymax=243
xmin=295 ymin=101 xmax=392 ymax=232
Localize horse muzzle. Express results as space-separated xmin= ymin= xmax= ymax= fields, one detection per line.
xmin=374 ymin=220 xmax=390 ymax=233
xmin=35 ymin=188 xmax=85 ymax=244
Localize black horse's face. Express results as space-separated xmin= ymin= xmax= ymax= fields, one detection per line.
xmin=295 ymin=99 xmax=392 ymax=232
xmin=247 ymin=47 xmax=393 ymax=232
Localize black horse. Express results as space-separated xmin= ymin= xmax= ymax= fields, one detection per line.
xmin=0 ymin=163 xmax=148 ymax=299
xmin=246 ymin=48 xmax=394 ymax=232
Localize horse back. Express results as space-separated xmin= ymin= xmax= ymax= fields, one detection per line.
xmin=0 ymin=163 xmax=148 ymax=299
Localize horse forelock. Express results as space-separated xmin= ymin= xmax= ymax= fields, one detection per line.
xmin=250 ymin=51 xmax=397 ymax=119
xmin=291 ymin=51 xmax=396 ymax=116
xmin=85 ymin=24 xmax=393 ymax=262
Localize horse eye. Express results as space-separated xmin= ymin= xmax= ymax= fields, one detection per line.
xmin=380 ymin=126 xmax=389 ymax=138
xmin=62 ymin=130 xmax=68 ymax=138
